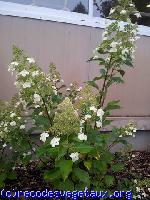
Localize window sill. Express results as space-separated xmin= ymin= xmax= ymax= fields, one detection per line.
xmin=0 ymin=1 xmax=150 ymax=37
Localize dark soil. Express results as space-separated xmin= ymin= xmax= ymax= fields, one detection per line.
xmin=3 ymin=151 xmax=150 ymax=200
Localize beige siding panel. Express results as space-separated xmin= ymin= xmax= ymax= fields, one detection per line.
xmin=0 ymin=15 xmax=150 ymax=119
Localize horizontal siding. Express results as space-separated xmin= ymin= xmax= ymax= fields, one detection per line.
xmin=0 ymin=15 xmax=150 ymax=129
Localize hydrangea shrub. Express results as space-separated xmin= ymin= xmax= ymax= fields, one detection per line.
xmin=0 ymin=0 xmax=143 ymax=197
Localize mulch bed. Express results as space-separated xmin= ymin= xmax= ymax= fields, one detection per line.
xmin=3 ymin=151 xmax=150 ymax=200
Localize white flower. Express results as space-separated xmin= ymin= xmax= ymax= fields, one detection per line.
xmin=97 ymin=108 xmax=104 ymax=120
xmin=40 ymin=132 xmax=49 ymax=143
xmin=8 ymin=61 xmax=19 ymax=72
xmin=27 ymin=57 xmax=35 ymax=64
xmin=120 ymin=10 xmax=127 ymax=15
xmin=10 ymin=121 xmax=16 ymax=126
xmin=12 ymin=61 xmax=19 ymax=66
xmin=32 ymin=71 xmax=39 ymax=77
xmin=23 ymin=153 xmax=27 ymax=157
xmin=39 ymin=112 xmax=43 ymax=116
xmin=85 ymin=114 xmax=91 ymax=120
xmin=133 ymin=179 xmax=137 ymax=184
xmin=110 ymin=41 xmax=118 ymax=48
xmin=102 ymin=31 xmax=108 ymax=38
xmin=10 ymin=112 xmax=16 ymax=118
xmin=93 ymin=55 xmax=99 ymax=59
xmin=33 ymin=93 xmax=41 ymax=104
xmin=110 ymin=42 xmax=118 ymax=53
xmin=4 ymin=127 xmax=8 ymax=132
xmin=78 ymin=133 xmax=87 ymax=141
xmin=77 ymin=87 xmax=82 ymax=92
xmin=103 ymin=37 xmax=108 ymax=41
xmin=90 ymin=106 xmax=97 ymax=112
xmin=70 ymin=152 xmax=79 ymax=162
xmin=3 ymin=143 xmax=7 ymax=148
xmin=147 ymin=4 xmax=150 ymax=8
xmin=80 ymin=119 xmax=85 ymax=124
xmin=122 ymin=49 xmax=129 ymax=55
xmin=132 ymin=154 xmax=135 ymax=158
xmin=19 ymin=69 xmax=29 ymax=77
xmin=53 ymin=90 xmax=57 ymax=95
xmin=35 ymin=105 xmax=40 ymax=108
xmin=130 ymin=4 xmax=134 ymax=7
xmin=23 ymin=82 xmax=32 ymax=89
xmin=20 ymin=125 xmax=25 ymax=129
xmin=109 ymin=8 xmax=115 ymax=15
xmin=133 ymin=128 xmax=137 ymax=133
xmin=136 ymin=187 xmax=141 ymax=192
xmin=134 ymin=12 xmax=141 ymax=18
xmin=50 ymin=137 xmax=60 ymax=147
xmin=27 ymin=151 xmax=32 ymax=155
xmin=96 ymin=121 xmax=102 ymax=128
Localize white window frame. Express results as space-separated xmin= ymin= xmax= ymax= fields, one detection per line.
xmin=0 ymin=0 xmax=150 ymax=37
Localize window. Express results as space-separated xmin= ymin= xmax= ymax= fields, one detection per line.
xmin=1 ymin=0 xmax=89 ymax=14
xmin=0 ymin=0 xmax=150 ymax=36
xmin=93 ymin=0 xmax=150 ymax=27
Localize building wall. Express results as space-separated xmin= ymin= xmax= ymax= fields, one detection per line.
xmin=0 ymin=14 xmax=150 ymax=131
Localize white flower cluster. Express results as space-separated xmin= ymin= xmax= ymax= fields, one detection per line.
xmin=33 ymin=93 xmax=41 ymax=104
xmin=27 ymin=57 xmax=35 ymax=64
xmin=109 ymin=41 xmax=118 ymax=53
xmin=52 ymin=85 xmax=57 ymax=95
xmin=78 ymin=119 xmax=87 ymax=141
xmin=40 ymin=132 xmax=49 ymax=143
xmin=70 ymin=152 xmax=79 ymax=162
xmin=119 ymin=122 xmax=137 ymax=138
xmin=32 ymin=70 xmax=39 ymax=77
xmin=8 ymin=61 xmax=19 ymax=73
xmin=22 ymin=82 xmax=32 ymax=89
xmin=19 ymin=69 xmax=29 ymax=77
xmin=90 ymin=106 xmax=105 ymax=128
xmin=50 ymin=137 xmax=60 ymax=147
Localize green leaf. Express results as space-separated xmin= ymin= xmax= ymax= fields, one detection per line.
xmin=117 ymin=70 xmax=125 ymax=77
xmin=102 ymin=151 xmax=114 ymax=163
xmin=56 ymin=160 xmax=73 ymax=181
xmin=84 ymin=161 xmax=92 ymax=170
xmin=100 ymin=68 xmax=107 ymax=76
xmin=104 ymin=175 xmax=115 ymax=187
xmin=112 ymin=163 xmax=124 ymax=172
xmin=46 ymin=147 xmax=59 ymax=157
xmin=118 ymin=139 xmax=128 ymax=145
xmin=73 ymin=167 xmax=90 ymax=184
xmin=55 ymin=179 xmax=74 ymax=191
xmin=7 ymin=172 xmax=17 ymax=180
xmin=93 ymin=76 xmax=102 ymax=81
xmin=93 ymin=160 xmax=108 ymax=174
xmin=35 ymin=115 xmax=50 ymax=129
xmin=111 ymin=77 xmax=124 ymax=83
xmin=105 ymin=100 xmax=120 ymax=111
xmin=44 ymin=169 xmax=61 ymax=181
xmin=58 ymin=146 xmax=68 ymax=159
xmin=87 ymin=81 xmax=99 ymax=90
xmin=73 ymin=143 xmax=94 ymax=153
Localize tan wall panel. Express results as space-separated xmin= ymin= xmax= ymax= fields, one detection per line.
xmin=0 ymin=15 xmax=150 ymax=118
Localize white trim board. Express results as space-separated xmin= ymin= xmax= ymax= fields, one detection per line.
xmin=0 ymin=1 xmax=150 ymax=37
